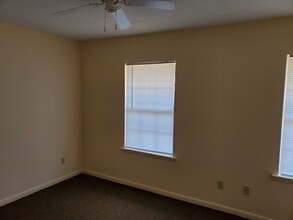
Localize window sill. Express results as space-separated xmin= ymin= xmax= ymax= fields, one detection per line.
xmin=121 ymin=147 xmax=176 ymax=162
xmin=271 ymin=174 xmax=293 ymax=184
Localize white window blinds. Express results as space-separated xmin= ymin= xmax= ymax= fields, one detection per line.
xmin=280 ymin=55 xmax=293 ymax=177
xmin=124 ymin=62 xmax=176 ymax=155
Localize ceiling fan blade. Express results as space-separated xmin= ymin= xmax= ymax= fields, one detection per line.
xmin=112 ymin=9 xmax=131 ymax=30
xmin=51 ymin=3 xmax=95 ymax=16
xmin=126 ymin=0 xmax=175 ymax=10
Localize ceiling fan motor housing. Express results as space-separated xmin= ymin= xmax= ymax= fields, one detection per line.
xmin=104 ymin=0 xmax=120 ymax=13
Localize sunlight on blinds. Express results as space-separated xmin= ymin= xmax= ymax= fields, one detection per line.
xmin=280 ymin=55 xmax=293 ymax=176
xmin=124 ymin=62 xmax=175 ymax=155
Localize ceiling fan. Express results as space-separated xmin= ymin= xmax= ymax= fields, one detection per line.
xmin=52 ymin=0 xmax=175 ymax=31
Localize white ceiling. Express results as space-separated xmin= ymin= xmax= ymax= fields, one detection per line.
xmin=0 ymin=0 xmax=293 ymax=41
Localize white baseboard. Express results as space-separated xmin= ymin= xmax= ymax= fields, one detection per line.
xmin=0 ymin=169 xmax=82 ymax=207
xmin=83 ymin=169 xmax=273 ymax=220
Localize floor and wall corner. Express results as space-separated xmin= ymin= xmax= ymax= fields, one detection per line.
xmin=0 ymin=17 xmax=293 ymax=220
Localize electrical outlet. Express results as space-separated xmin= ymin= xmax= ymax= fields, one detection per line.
xmin=243 ymin=185 xmax=250 ymax=195
xmin=217 ymin=181 xmax=224 ymax=190
xmin=61 ymin=157 xmax=65 ymax=165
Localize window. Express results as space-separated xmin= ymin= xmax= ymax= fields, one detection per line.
xmin=124 ymin=62 xmax=176 ymax=157
xmin=279 ymin=55 xmax=293 ymax=177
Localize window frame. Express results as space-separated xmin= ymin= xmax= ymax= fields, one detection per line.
xmin=273 ymin=54 xmax=293 ymax=183
xmin=122 ymin=61 xmax=176 ymax=160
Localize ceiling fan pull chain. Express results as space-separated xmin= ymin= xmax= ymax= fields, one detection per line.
xmin=115 ymin=12 xmax=118 ymax=30
xmin=104 ymin=9 xmax=107 ymax=32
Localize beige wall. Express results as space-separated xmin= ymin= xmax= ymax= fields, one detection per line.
xmin=82 ymin=17 xmax=293 ymax=220
xmin=1 ymin=17 xmax=293 ymax=220
xmin=0 ymin=23 xmax=82 ymax=201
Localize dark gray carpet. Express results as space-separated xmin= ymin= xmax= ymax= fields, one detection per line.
xmin=0 ymin=174 xmax=248 ymax=220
